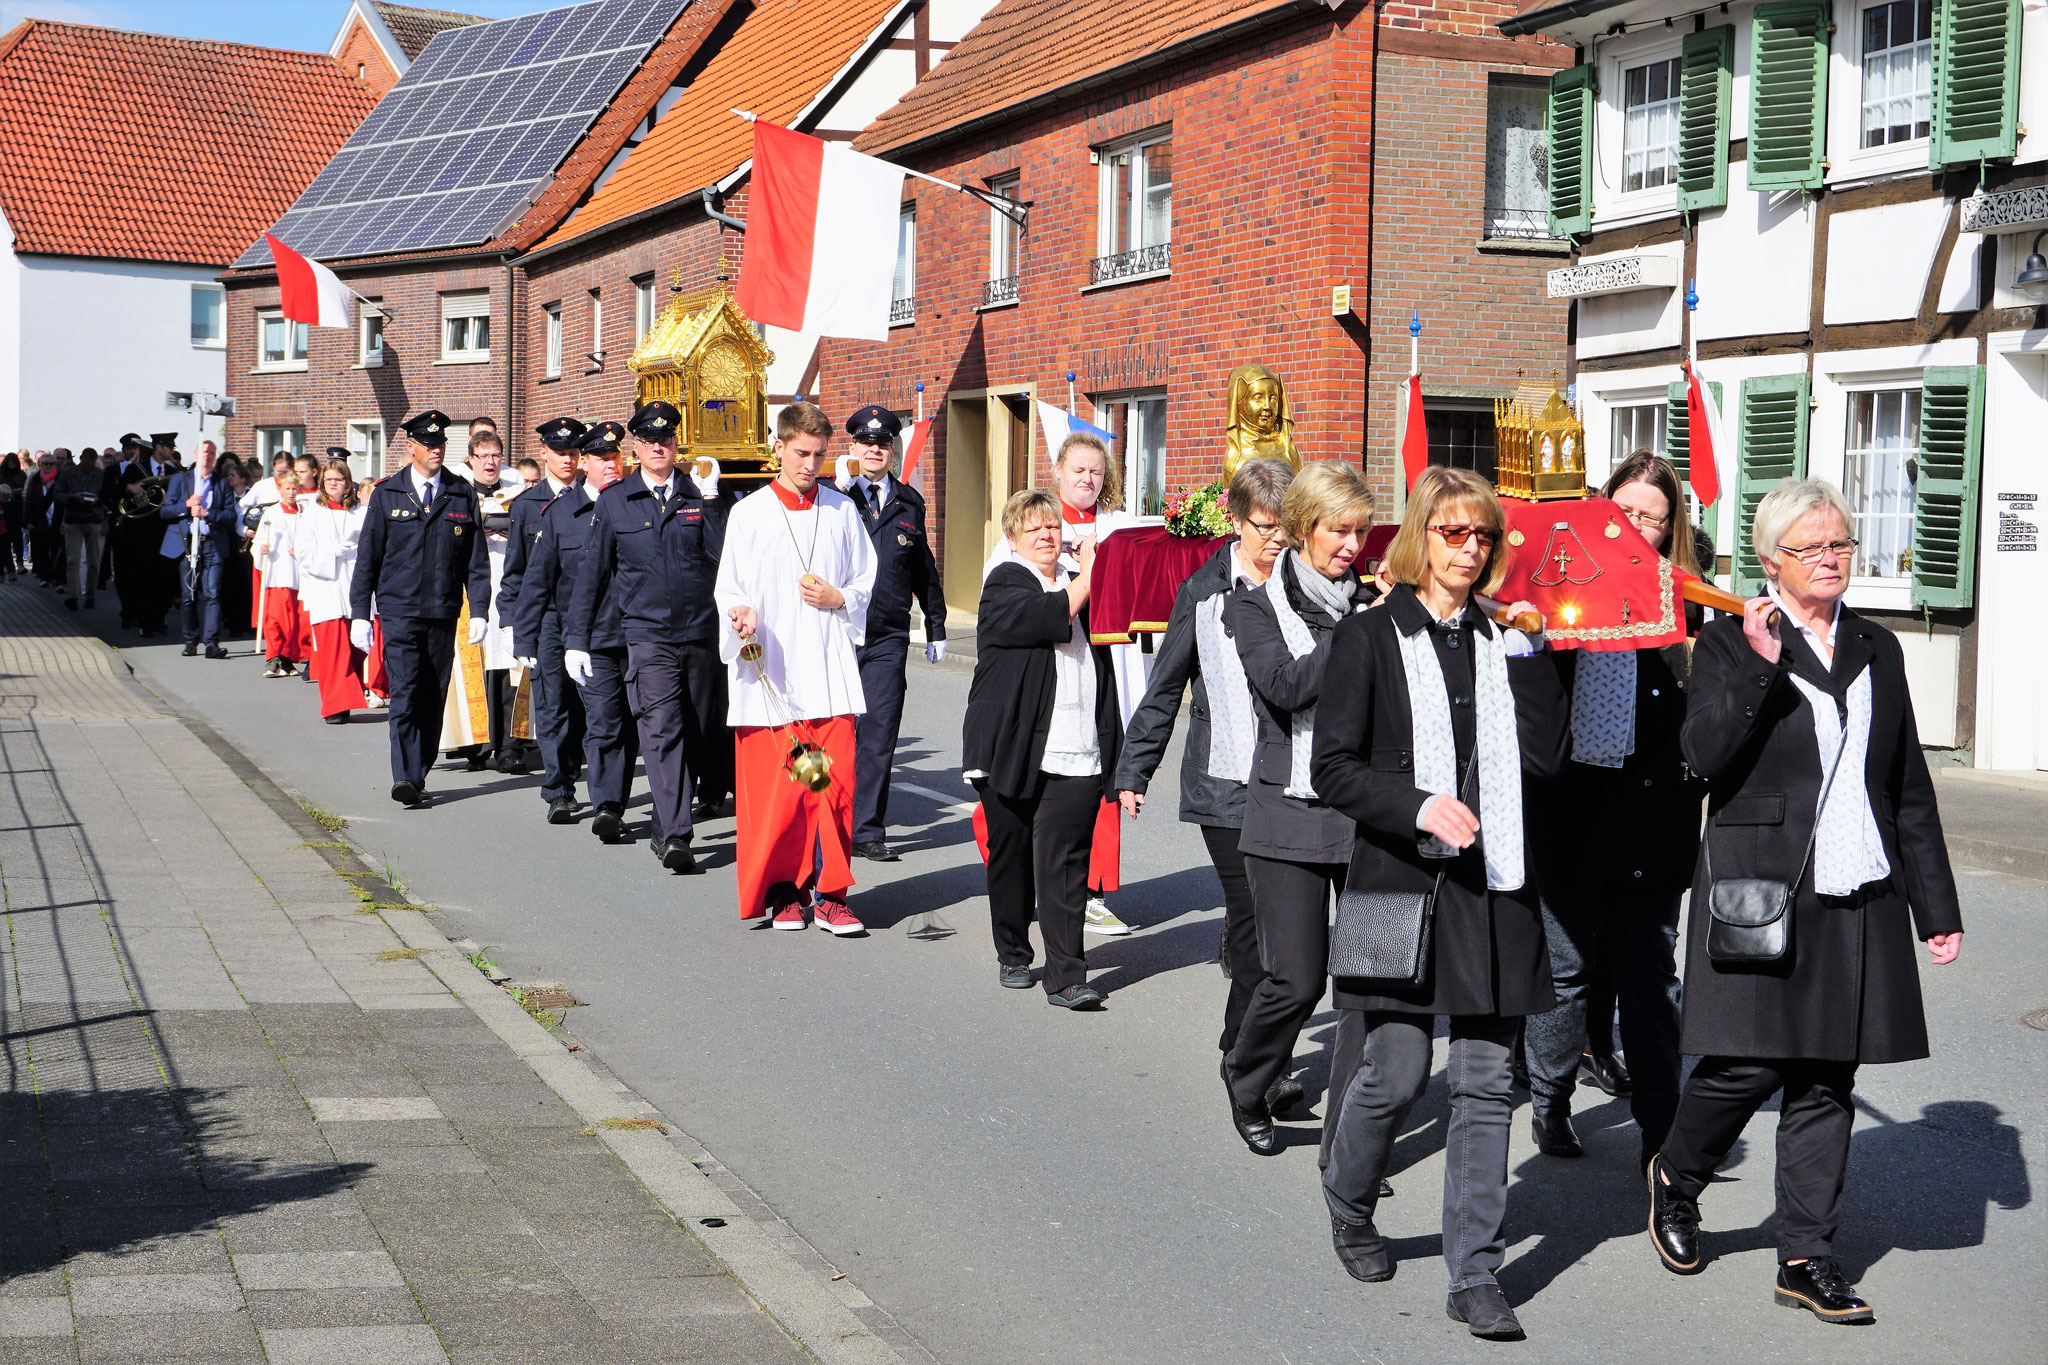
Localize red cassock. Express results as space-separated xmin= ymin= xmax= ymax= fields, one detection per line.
xmin=734 ymin=717 xmax=857 ymax=919
xmin=364 ymin=617 xmax=388 ymax=698
xmin=971 ymin=796 xmax=1120 ymax=895
xmin=307 ymin=619 xmax=367 ymax=719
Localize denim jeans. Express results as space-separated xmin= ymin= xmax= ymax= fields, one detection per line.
xmin=1524 ymin=888 xmax=1682 ymax=1152
xmin=1323 ymin=1011 xmax=1518 ymax=1291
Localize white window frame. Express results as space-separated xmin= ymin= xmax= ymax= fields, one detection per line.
xmin=1620 ymin=54 xmax=1682 ymax=194
xmin=587 ymin=288 xmax=603 ymax=372
xmin=1840 ymin=385 xmax=1921 ymax=581
xmin=633 ymin=274 xmax=656 ymax=345
xmin=1090 ymin=389 xmax=1169 ymax=521
xmin=439 ymin=290 xmax=491 ymax=364
xmin=1483 ymin=77 xmax=1556 ymax=242
xmin=254 ymin=308 xmax=308 ymax=372
xmin=892 ymin=205 xmax=917 ymax=326
xmin=543 ymin=302 xmax=563 ymax=379
xmin=357 ymin=300 xmax=384 ymax=368
xmin=988 ymin=172 xmax=1021 ymax=283
xmin=190 ymin=283 xmax=224 ymax=349
xmin=1824 ymin=0 xmax=1932 ymax=184
xmin=1593 ymin=31 xmax=1683 ymax=228
xmin=345 ymin=420 xmax=384 ymax=483
xmin=1095 ymin=130 xmax=1173 ymax=259
xmin=1856 ymin=0 xmax=1933 ymax=149
xmin=256 ymin=427 xmax=305 ymax=463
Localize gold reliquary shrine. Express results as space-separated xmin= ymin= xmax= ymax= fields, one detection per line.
xmin=1494 ymin=380 xmax=1587 ymax=502
xmin=627 ymin=283 xmax=778 ymax=484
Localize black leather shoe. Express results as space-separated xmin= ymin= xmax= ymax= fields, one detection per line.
xmin=1775 ymin=1256 xmax=1873 ymax=1324
xmin=390 ymin=781 xmax=424 ymax=808
xmin=1047 ymin=983 xmax=1104 ymax=1010
xmin=692 ymin=794 xmax=728 ymax=820
xmin=661 ymin=838 xmax=701 ymax=874
xmin=1224 ymin=1057 xmax=1279 ymax=1156
xmin=1532 ymin=1110 xmax=1584 ymax=1158
xmin=181 ymin=641 xmax=198 ymax=656
xmin=1446 ymin=1283 xmax=1524 ymax=1340
xmin=1379 ymin=1179 xmax=1395 ymax=1199
xmin=324 ymin=714 xmax=347 ymax=726
xmin=464 ymin=754 xmax=488 ymax=772
xmin=1581 ymin=1050 xmax=1633 ymax=1097
xmin=1332 ymin=1216 xmax=1393 ymax=1283
xmin=1265 ymin=1075 xmax=1306 ymax=1116
xmin=205 ymin=644 xmax=229 ymax=659
xmin=65 ymin=597 xmax=78 ymax=611
xmin=1647 ymin=1154 xmax=1703 ymax=1274
xmin=853 ymin=840 xmax=899 ymax=863
xmin=591 ymin=804 xmax=623 ymax=842
xmin=998 ymin=964 xmax=1032 ymax=989
xmin=546 ymin=797 xmax=576 ymax=825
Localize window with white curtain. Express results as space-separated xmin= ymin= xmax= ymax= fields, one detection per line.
xmin=588 ymin=288 xmax=602 ymax=370
xmin=257 ymin=427 xmax=304 ymax=462
xmin=1093 ymin=391 xmax=1168 ymax=518
xmin=1098 ymin=133 xmax=1172 ymax=258
xmin=543 ymin=303 xmax=562 ymax=378
xmin=440 ymin=290 xmax=490 ymax=361
xmin=358 ymin=301 xmax=383 ymax=367
xmin=893 ymin=206 xmax=916 ymax=322
xmin=256 ymin=309 xmax=307 ymax=370
xmin=634 ymin=275 xmax=656 ymax=343
xmin=1845 ymin=389 xmax=1919 ymax=578
xmin=1621 ymin=57 xmax=1681 ymax=192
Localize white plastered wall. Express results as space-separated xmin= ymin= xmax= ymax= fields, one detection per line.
xmin=0 ymin=208 xmax=21 ymax=451
xmin=1694 ymin=158 xmax=1815 ymax=341
xmin=1979 ymin=331 xmax=2048 ymax=770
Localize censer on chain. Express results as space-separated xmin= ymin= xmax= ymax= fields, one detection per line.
xmin=738 ymin=641 xmax=834 ymax=792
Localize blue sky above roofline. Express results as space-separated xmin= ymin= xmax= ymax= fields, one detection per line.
xmin=0 ymin=1 xmax=561 ymax=55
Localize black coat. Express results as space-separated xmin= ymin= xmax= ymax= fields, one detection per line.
xmin=349 ymin=472 xmax=494 ymax=622
xmin=1112 ymin=543 xmax=1246 ymax=828
xmin=1678 ymin=609 xmax=1963 ymax=1064
xmin=1310 ymin=585 xmax=1570 ymax=1018
xmin=514 ymin=483 xmax=629 ymax=655
xmin=569 ymin=473 xmax=725 ymax=646
xmin=963 ymin=561 xmax=1120 ymax=802
xmin=1232 ymin=557 xmax=1379 ymax=865
xmin=1530 ymin=642 xmax=1705 ymax=894
xmin=850 ymin=475 xmax=946 ymax=641
xmin=493 ymin=478 xmax=560 ymax=625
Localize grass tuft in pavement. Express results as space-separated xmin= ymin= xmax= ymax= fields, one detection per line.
xmin=599 ymin=1116 xmax=668 ymax=1133
xmin=295 ymin=797 xmax=348 ymax=833
xmin=375 ymin=947 xmax=424 ymax=962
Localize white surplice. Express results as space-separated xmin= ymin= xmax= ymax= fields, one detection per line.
xmin=293 ymin=501 xmax=364 ymax=626
xmin=714 ymin=483 xmax=877 ymax=725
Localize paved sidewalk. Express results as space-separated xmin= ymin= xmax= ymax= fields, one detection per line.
xmin=0 ymin=586 xmax=914 ymax=1364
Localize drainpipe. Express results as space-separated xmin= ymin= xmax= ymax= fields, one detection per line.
xmin=504 ymin=258 xmax=517 ymax=452
xmin=1362 ymin=0 xmax=1384 ymax=472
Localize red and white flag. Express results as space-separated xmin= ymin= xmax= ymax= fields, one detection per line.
xmin=265 ymin=232 xmax=352 ymax=328
xmin=1682 ymin=360 xmax=1724 ymax=506
xmin=734 ymin=121 xmax=905 ymax=342
xmin=1400 ymin=373 xmax=1429 ymax=489
xmin=899 ymin=415 xmax=934 ymax=491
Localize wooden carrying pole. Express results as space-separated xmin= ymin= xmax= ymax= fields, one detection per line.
xmin=1474 ymin=579 xmax=1769 ymax=639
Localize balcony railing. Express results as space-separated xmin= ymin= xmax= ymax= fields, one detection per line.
xmin=1088 ymin=241 xmax=1171 ymax=286
xmin=1481 ymin=206 xmax=1559 ymax=241
xmin=890 ymin=295 xmax=915 ymax=325
xmin=981 ymin=275 xmax=1019 ymax=308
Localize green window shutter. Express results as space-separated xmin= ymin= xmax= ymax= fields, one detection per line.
xmin=1911 ymin=365 xmax=1985 ymax=607
xmin=1665 ymin=378 xmax=1723 ymax=499
xmin=1548 ymin=65 xmax=1595 ymax=238
xmin=1677 ymin=26 xmax=1733 ymax=213
xmin=1748 ymin=2 xmax=1830 ymax=191
xmin=1932 ymin=0 xmax=2020 ymax=167
xmin=1734 ymin=373 xmax=1810 ymax=594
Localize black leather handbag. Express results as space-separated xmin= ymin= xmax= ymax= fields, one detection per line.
xmin=1704 ymin=722 xmax=1847 ymax=966
xmin=1328 ymin=751 xmax=1476 ymax=986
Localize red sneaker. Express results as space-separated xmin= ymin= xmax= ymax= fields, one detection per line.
xmin=772 ymin=904 xmax=809 ymax=931
xmin=812 ymin=896 xmax=865 ymax=937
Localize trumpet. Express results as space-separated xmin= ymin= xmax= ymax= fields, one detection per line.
xmin=119 ymin=474 xmax=171 ymax=520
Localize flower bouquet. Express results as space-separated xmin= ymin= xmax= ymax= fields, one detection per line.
xmin=1163 ymin=481 xmax=1231 ymax=539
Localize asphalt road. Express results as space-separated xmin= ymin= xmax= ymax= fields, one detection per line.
xmin=105 ymin=617 xmax=2046 ymax=1364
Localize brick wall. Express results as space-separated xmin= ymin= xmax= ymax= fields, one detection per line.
xmin=333 ymin=18 xmax=400 ymax=98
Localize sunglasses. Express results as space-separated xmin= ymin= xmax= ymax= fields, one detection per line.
xmin=1428 ymin=523 xmax=1500 ymax=548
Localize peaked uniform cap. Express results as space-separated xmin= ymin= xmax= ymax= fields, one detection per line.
xmin=846 ymin=405 xmax=902 ymax=441
xmin=579 ymin=421 xmax=627 ymax=454
xmin=535 ymin=416 xmax=589 ymax=451
xmin=400 ymin=410 xmax=451 ymax=443
xmin=627 ymin=402 xmax=681 ymax=440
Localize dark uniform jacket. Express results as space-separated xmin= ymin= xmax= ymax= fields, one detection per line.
xmin=1232 ymin=557 xmax=1380 ymax=865
xmin=849 ymin=475 xmax=945 ymax=640
xmin=522 ymin=484 xmax=627 ymax=655
xmin=1677 ymin=609 xmax=1962 ymax=1064
xmin=962 ymin=561 xmax=1120 ymax=803
xmin=1113 ymin=543 xmax=1247 ymax=828
xmin=493 ymin=478 xmax=561 ymax=626
xmin=349 ymin=471 xmax=494 ymax=622
xmin=1310 ymin=585 xmax=1570 ymax=1019
xmin=568 ymin=471 xmax=725 ymax=647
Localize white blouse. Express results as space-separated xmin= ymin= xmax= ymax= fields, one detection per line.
xmin=1037 ymin=564 xmax=1100 ymax=777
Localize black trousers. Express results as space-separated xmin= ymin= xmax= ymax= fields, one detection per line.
xmin=852 ymin=634 xmax=909 ymax=844
xmin=31 ymin=522 xmax=64 ymax=584
xmin=381 ymin=615 xmax=456 ymax=788
xmin=113 ymin=521 xmax=151 ymax=624
xmin=1226 ymin=854 xmax=1340 ymax=1109
xmin=1201 ymin=824 xmax=1265 ymax=1054
xmin=1660 ymin=1056 xmax=1859 ymax=1261
xmin=178 ymin=543 xmax=223 ymax=645
xmin=578 ymin=646 xmax=638 ymax=810
xmin=532 ymin=613 xmax=584 ymax=803
xmin=982 ymin=774 xmax=1099 ymax=995
xmin=624 ymin=639 xmax=721 ymax=844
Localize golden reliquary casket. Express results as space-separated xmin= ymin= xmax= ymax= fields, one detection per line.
xmin=1493 ymin=378 xmax=1587 ymax=502
xmin=627 ymin=282 xmax=780 ymax=487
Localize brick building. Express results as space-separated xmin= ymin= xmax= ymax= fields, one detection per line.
xmin=225 ymin=0 xmax=742 ymax=477
xmin=821 ymin=0 xmax=1572 ymax=617
xmin=329 ymin=1 xmax=486 ymax=98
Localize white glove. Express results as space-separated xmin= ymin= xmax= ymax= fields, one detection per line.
xmin=349 ymin=619 xmax=372 ymax=653
xmin=467 ymin=617 xmax=488 ymax=646
xmin=694 ymin=456 xmax=721 ymax=500
xmin=565 ymin=649 xmax=593 ymax=686
xmin=516 ymin=656 xmax=537 ymax=669
xmin=925 ymin=640 xmax=947 ymax=664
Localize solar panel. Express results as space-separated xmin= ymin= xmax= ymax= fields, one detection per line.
xmin=235 ymin=0 xmax=686 ymax=268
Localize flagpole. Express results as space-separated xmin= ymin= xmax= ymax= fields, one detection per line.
xmin=1409 ymin=307 xmax=1420 ymax=379
xmin=730 ymin=109 xmax=1027 ymax=225
xmin=914 ymin=380 xmax=924 ymax=422
xmin=1066 ymin=370 xmax=1075 ymax=413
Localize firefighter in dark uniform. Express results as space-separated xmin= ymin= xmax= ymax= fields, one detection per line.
xmin=565 ymin=402 xmax=726 ymax=872
xmin=500 ymin=416 xmax=587 ymax=822
xmin=349 ymin=410 xmax=494 ymax=808
xmin=523 ymin=421 xmax=639 ymax=840
xmin=841 ymin=405 xmax=947 ymax=862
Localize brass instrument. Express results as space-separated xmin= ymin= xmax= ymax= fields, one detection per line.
xmin=119 ymin=475 xmax=172 ymax=520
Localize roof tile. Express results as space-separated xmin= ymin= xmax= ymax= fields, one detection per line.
xmin=371 ymin=2 xmax=488 ymax=61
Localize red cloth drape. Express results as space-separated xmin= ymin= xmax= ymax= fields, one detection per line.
xmin=309 ymin=618 xmax=367 ymax=718
xmin=1496 ymin=497 xmax=1687 ymax=652
xmin=1087 ymin=527 xmax=1228 ymax=644
xmin=735 ymin=717 xmax=857 ymax=919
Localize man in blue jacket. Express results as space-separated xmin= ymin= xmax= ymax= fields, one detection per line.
xmin=160 ymin=440 xmax=239 ymax=659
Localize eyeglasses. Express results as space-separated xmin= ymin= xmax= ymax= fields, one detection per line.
xmin=1620 ymin=507 xmax=1668 ymax=529
xmin=1775 ymin=538 xmax=1858 ymax=565
xmin=1428 ymin=523 xmax=1500 ymax=548
xmin=1242 ymin=518 xmax=1285 ymax=540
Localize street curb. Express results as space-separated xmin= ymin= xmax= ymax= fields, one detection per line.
xmin=1945 ymin=836 xmax=2048 ymax=885
xmin=113 ymin=653 xmax=913 ymax=1365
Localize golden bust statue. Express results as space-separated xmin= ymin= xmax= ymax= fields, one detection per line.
xmin=1223 ymin=363 xmax=1299 ymax=479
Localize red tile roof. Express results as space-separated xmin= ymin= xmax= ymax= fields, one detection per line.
xmin=538 ymin=0 xmax=906 ymax=251
xmin=371 ymin=2 xmax=487 ymax=60
xmin=856 ymin=0 xmax=1330 ymax=157
xmin=0 ymin=19 xmax=377 ymax=266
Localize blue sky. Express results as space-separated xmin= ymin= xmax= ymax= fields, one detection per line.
xmin=0 ymin=0 xmax=557 ymax=52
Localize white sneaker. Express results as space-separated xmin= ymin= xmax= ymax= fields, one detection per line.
xmin=366 ymin=693 xmax=389 ymax=710
xmin=1083 ymin=897 xmax=1131 ymax=936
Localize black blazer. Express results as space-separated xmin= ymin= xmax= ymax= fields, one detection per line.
xmin=852 ymin=476 xmax=946 ymax=641
xmin=1112 ymin=543 xmax=1245 ymax=828
xmin=1677 ymin=608 xmax=1962 ymax=1064
xmin=349 ymin=472 xmax=494 ymax=622
xmin=1310 ymin=585 xmax=1569 ymax=1018
xmin=963 ymin=561 xmax=1119 ymax=802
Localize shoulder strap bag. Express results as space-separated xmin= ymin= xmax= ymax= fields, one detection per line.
xmin=1702 ymin=697 xmax=1847 ymax=965
xmin=1328 ymin=747 xmax=1478 ymax=986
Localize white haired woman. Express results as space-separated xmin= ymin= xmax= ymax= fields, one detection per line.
xmin=1647 ymin=477 xmax=1963 ymax=1325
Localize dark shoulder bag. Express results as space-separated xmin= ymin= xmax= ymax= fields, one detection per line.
xmin=1703 ymin=705 xmax=1847 ymax=965
xmin=1328 ymin=749 xmax=1477 ymax=986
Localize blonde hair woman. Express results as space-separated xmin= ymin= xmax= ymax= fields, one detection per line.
xmin=297 ymin=458 xmax=368 ymax=723
xmin=1311 ymin=466 xmax=1565 ymax=1339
